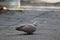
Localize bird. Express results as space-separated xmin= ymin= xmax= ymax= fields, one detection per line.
xmin=16 ymin=22 xmax=37 ymax=34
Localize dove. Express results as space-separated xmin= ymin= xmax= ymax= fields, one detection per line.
xmin=16 ymin=22 xmax=37 ymax=34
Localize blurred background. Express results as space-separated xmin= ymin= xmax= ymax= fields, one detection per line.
xmin=0 ymin=0 xmax=60 ymax=9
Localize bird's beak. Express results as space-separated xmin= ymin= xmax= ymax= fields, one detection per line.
xmin=16 ymin=27 xmax=19 ymax=30
xmin=16 ymin=27 xmax=23 ymax=31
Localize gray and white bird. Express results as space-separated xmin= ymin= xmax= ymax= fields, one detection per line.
xmin=16 ymin=22 xmax=37 ymax=34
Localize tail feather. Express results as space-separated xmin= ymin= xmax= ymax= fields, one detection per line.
xmin=33 ymin=21 xmax=37 ymax=26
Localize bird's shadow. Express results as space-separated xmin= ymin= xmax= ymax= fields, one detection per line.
xmin=7 ymin=33 xmax=40 ymax=37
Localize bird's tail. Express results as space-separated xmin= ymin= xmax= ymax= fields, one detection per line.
xmin=33 ymin=21 xmax=37 ymax=26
